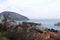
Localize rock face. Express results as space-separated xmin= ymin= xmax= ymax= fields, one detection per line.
xmin=54 ymin=22 xmax=60 ymax=26
xmin=0 ymin=11 xmax=29 ymax=21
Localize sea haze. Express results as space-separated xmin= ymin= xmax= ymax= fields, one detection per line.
xmin=28 ymin=19 xmax=60 ymax=30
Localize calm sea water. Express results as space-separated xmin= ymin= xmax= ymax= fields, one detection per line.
xmin=28 ymin=19 xmax=60 ymax=30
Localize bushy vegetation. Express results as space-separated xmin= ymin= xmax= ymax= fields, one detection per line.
xmin=0 ymin=36 xmax=9 ymax=40
xmin=0 ymin=13 xmax=60 ymax=40
xmin=0 ymin=14 xmax=39 ymax=40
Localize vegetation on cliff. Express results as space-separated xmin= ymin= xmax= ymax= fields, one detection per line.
xmin=0 ymin=12 xmax=60 ymax=40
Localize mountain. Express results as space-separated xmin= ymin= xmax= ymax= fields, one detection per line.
xmin=0 ymin=11 xmax=29 ymax=21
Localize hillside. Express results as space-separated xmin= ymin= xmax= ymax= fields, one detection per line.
xmin=0 ymin=11 xmax=29 ymax=21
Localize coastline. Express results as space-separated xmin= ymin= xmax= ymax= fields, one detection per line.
xmin=0 ymin=17 xmax=60 ymax=40
xmin=0 ymin=19 xmax=60 ymax=40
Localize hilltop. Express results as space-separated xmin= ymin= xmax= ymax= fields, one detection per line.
xmin=0 ymin=11 xmax=29 ymax=21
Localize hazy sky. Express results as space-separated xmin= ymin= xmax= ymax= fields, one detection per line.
xmin=0 ymin=0 xmax=60 ymax=19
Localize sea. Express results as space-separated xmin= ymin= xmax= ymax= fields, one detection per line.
xmin=28 ymin=19 xmax=60 ymax=30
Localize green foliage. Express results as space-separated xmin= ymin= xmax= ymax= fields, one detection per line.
xmin=0 ymin=36 xmax=9 ymax=40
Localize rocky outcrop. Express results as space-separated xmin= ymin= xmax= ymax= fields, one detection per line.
xmin=0 ymin=17 xmax=60 ymax=40
xmin=0 ymin=11 xmax=29 ymax=21
xmin=54 ymin=22 xmax=60 ymax=26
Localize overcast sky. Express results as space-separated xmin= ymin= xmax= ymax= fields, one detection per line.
xmin=0 ymin=0 xmax=60 ymax=19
